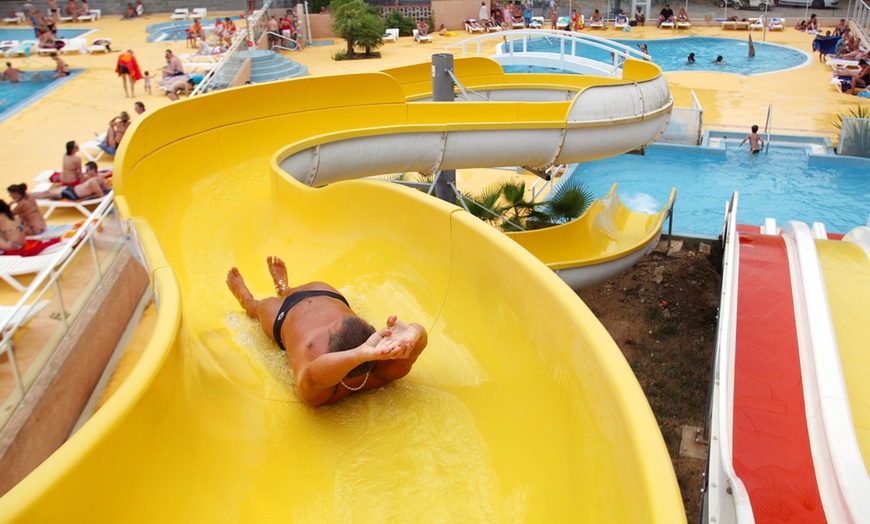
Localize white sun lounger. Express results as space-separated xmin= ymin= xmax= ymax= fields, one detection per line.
xmin=87 ymin=38 xmax=112 ymax=53
xmin=59 ymin=37 xmax=88 ymax=54
xmin=530 ymin=16 xmax=544 ymax=29
xmin=4 ymin=41 xmax=34 ymax=57
xmin=79 ymin=133 xmax=109 ymax=162
xmin=3 ymin=12 xmax=25 ymax=24
xmin=189 ymin=8 xmax=207 ymax=20
xmin=33 ymin=182 xmax=113 ymax=219
xmin=660 ymin=20 xmax=675 ymax=28
xmin=0 ymin=255 xmax=59 ymax=292
xmin=676 ymin=21 xmax=691 ymax=29
xmin=382 ymin=28 xmax=399 ymax=42
xmin=413 ymin=29 xmax=432 ymax=43
xmin=170 ymin=8 xmax=189 ymax=20
xmin=465 ymin=20 xmax=485 ymax=33
xmin=827 ymin=56 xmax=860 ymax=69
xmin=0 ymin=300 xmax=49 ymax=333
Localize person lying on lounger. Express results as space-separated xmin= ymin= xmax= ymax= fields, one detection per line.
xmin=30 ymin=161 xmax=108 ymax=202
xmin=7 ymin=183 xmax=46 ymax=235
xmin=226 ymin=256 xmax=428 ymax=406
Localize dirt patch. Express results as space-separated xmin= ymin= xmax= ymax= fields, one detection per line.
xmin=577 ymin=240 xmax=722 ymax=522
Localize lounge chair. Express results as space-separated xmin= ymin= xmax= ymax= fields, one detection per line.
xmin=4 ymin=41 xmax=33 ymax=58
xmin=80 ymin=133 xmax=109 ymax=162
xmin=676 ymin=20 xmax=691 ymax=29
xmin=767 ymin=18 xmax=785 ymax=31
xmin=57 ymin=13 xmax=73 ymax=23
xmin=3 ymin=12 xmax=25 ymax=24
xmin=530 ymin=16 xmax=544 ymax=29
xmin=826 ymin=56 xmax=860 ymax=69
xmin=36 ymin=46 xmax=61 ymax=56
xmin=748 ymin=17 xmax=764 ymax=30
xmin=412 ymin=29 xmax=432 ymax=43
xmin=589 ymin=18 xmax=605 ymax=29
xmin=87 ymin=38 xmax=112 ymax=54
xmin=464 ymin=19 xmax=485 ymax=33
xmin=511 ymin=18 xmax=525 ymax=29
xmin=0 ymin=254 xmax=58 ymax=292
xmin=189 ymin=8 xmax=207 ymax=20
xmin=60 ymin=37 xmax=88 ymax=54
xmin=382 ymin=28 xmax=399 ymax=42
xmin=614 ymin=16 xmax=629 ymax=29
xmin=170 ymin=8 xmax=189 ymax=21
xmin=0 ymin=40 xmax=19 ymax=52
xmin=660 ymin=20 xmax=675 ymax=29
xmin=33 ymin=183 xmax=113 ymax=219
xmin=557 ymin=16 xmax=569 ymax=30
xmin=486 ymin=22 xmax=501 ymax=32
xmin=0 ymin=300 xmax=49 ymax=334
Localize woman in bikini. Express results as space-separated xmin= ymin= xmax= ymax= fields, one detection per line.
xmin=7 ymin=184 xmax=46 ymax=235
xmin=0 ymin=200 xmax=27 ymax=253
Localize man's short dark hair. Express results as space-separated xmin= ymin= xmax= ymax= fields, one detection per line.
xmin=751 ymin=124 xmax=759 ymax=133
xmin=85 ymin=161 xmax=97 ymax=171
xmin=329 ymin=316 xmax=376 ymax=377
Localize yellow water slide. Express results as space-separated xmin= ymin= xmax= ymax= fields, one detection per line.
xmin=507 ymin=184 xmax=676 ymax=288
xmin=0 ymin=58 xmax=684 ymax=521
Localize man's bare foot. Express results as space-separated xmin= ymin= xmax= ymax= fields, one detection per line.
xmin=227 ymin=267 xmax=257 ymax=317
xmin=267 ymin=256 xmax=291 ymax=296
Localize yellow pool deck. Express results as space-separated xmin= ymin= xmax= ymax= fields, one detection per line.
xmin=0 ymin=13 xmax=867 ymax=193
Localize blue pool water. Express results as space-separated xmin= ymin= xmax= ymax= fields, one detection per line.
xmin=0 ymin=70 xmax=81 ymax=123
xmin=522 ymin=36 xmax=810 ymax=74
xmin=0 ymin=28 xmax=91 ymax=41
xmin=565 ymin=144 xmax=870 ymax=236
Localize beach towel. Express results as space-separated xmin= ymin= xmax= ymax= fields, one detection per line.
xmin=27 ymin=221 xmax=85 ymax=241
xmin=0 ymin=238 xmax=61 ymax=257
xmin=116 ymin=51 xmax=143 ymax=82
xmin=812 ymin=35 xmax=841 ymax=56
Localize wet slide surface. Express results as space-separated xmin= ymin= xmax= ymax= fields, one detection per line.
xmin=816 ymin=239 xmax=870 ymax=472
xmin=0 ymin=63 xmax=684 ymax=521
xmin=733 ymin=234 xmax=825 ymax=523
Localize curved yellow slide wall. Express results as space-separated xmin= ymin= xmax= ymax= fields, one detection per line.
xmin=0 ymin=60 xmax=684 ymax=521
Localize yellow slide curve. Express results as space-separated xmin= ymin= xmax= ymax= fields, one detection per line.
xmin=0 ymin=58 xmax=684 ymax=521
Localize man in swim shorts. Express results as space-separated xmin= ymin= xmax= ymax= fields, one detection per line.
xmin=227 ymin=256 xmax=428 ymax=406
xmin=739 ymin=124 xmax=764 ymax=154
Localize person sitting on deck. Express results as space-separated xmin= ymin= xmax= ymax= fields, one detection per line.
xmin=590 ymin=9 xmax=604 ymax=27
xmin=7 ymin=183 xmax=47 ymax=235
xmin=676 ymin=6 xmax=690 ymax=23
xmin=416 ymin=18 xmax=429 ymax=36
xmin=226 ymin=256 xmax=428 ymax=406
xmin=658 ymin=4 xmax=674 ymax=27
xmin=833 ymin=19 xmax=850 ymax=37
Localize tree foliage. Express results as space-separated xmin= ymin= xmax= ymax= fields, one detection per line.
xmin=330 ymin=0 xmax=386 ymax=56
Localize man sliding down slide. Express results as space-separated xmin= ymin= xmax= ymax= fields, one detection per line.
xmin=227 ymin=256 xmax=428 ymax=406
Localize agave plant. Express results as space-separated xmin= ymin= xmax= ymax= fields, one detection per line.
xmin=832 ymin=106 xmax=870 ymax=157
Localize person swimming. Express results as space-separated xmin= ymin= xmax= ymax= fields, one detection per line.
xmin=687 ymin=52 xmax=695 ymax=64
xmin=712 ymin=55 xmax=725 ymax=64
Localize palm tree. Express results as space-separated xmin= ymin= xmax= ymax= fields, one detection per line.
xmin=538 ymin=176 xmax=595 ymax=224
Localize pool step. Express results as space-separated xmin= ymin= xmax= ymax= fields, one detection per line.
xmin=246 ymin=49 xmax=308 ymax=83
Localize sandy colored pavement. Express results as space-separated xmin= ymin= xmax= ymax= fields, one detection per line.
xmin=0 ymin=13 xmax=867 ymax=191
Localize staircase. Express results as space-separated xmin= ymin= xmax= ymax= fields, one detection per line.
xmin=246 ymin=49 xmax=308 ymax=83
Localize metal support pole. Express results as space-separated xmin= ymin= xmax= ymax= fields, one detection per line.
xmin=432 ymin=53 xmax=456 ymax=204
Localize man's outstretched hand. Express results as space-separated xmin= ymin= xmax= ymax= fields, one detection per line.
xmin=362 ymin=315 xmax=422 ymax=361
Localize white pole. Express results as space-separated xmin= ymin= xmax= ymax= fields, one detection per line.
xmin=804 ymin=1 xmax=809 ymax=28
xmin=304 ymin=0 xmax=312 ymax=46
xmin=762 ymin=0 xmax=768 ymax=40
xmin=723 ymin=0 xmax=728 ymax=25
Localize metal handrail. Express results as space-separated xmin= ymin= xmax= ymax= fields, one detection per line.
xmin=764 ymin=102 xmax=772 ymax=153
xmin=0 ymin=196 xmax=118 ymax=428
xmin=267 ymin=31 xmax=300 ymax=51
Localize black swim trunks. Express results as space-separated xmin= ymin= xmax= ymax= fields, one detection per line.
xmin=60 ymin=187 xmax=77 ymax=200
xmin=272 ymin=290 xmax=350 ymax=351
xmin=118 ymin=64 xmax=130 ymax=74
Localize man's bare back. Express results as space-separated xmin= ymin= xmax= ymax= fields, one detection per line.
xmin=227 ymin=256 xmax=427 ymax=406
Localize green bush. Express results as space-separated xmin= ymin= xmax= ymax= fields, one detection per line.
xmin=330 ymin=0 xmax=386 ymax=56
xmin=383 ymin=9 xmax=416 ymax=36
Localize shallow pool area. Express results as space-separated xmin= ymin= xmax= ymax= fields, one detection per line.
xmin=0 ymin=70 xmax=83 ymax=124
xmin=565 ymin=142 xmax=870 ymax=237
xmin=0 ymin=27 xmax=92 ymax=41
xmin=521 ymin=35 xmax=811 ymax=75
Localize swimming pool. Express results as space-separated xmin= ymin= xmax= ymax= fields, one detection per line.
xmin=522 ymin=36 xmax=811 ymax=75
xmin=565 ymin=142 xmax=870 ymax=236
xmin=0 ymin=70 xmax=82 ymax=124
xmin=0 ymin=28 xmax=91 ymax=41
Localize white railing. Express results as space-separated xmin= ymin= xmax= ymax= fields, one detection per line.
xmin=191 ymin=0 xmax=273 ymax=96
xmin=445 ymin=29 xmax=650 ymax=77
xmin=703 ymin=192 xmax=755 ymax=524
xmin=849 ymin=0 xmax=870 ymax=45
xmin=0 ymin=197 xmax=120 ymax=430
